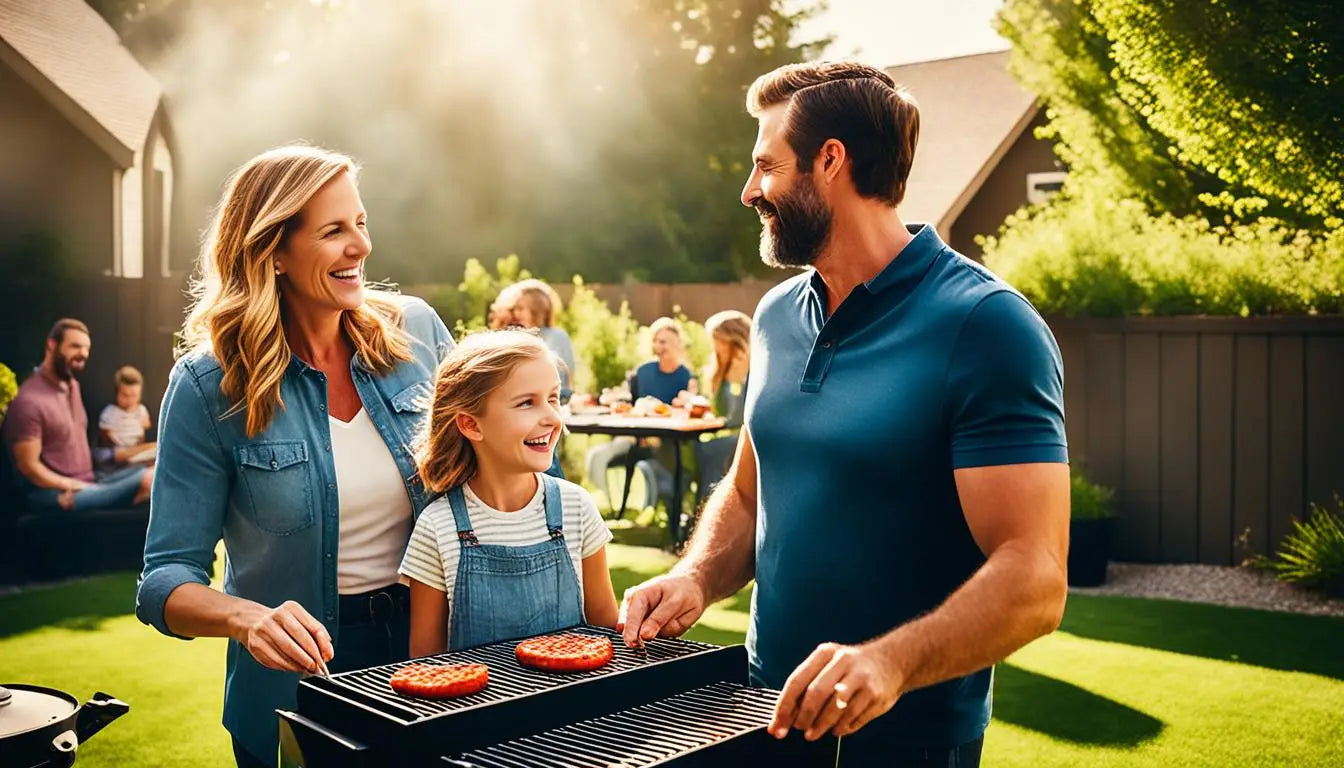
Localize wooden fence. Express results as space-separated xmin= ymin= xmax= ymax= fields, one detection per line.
xmin=1052 ymin=317 xmax=1344 ymax=565
xmin=47 ymin=274 xmax=1339 ymax=567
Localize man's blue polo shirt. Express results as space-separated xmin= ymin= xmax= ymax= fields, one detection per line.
xmin=744 ymin=224 xmax=1068 ymax=749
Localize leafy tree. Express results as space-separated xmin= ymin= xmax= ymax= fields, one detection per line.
xmin=90 ymin=0 xmax=827 ymax=284
xmin=997 ymin=0 xmax=1343 ymax=228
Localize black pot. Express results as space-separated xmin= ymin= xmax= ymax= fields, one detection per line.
xmin=1068 ymin=517 xmax=1114 ymax=587
xmin=0 ymin=685 xmax=128 ymax=768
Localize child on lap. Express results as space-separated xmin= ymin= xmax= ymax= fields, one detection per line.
xmin=399 ymin=330 xmax=618 ymax=655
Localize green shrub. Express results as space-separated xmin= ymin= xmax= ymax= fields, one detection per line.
xmin=562 ymin=276 xmax=641 ymax=393
xmin=1260 ymin=495 xmax=1344 ymax=597
xmin=0 ymin=362 xmax=17 ymax=418
xmin=981 ymin=191 xmax=1343 ymax=317
xmin=1071 ymin=467 xmax=1116 ymax=520
xmin=420 ymin=255 xmax=531 ymax=333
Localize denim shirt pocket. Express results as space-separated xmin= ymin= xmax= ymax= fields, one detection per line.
xmin=234 ymin=440 xmax=315 ymax=535
xmin=388 ymin=380 xmax=433 ymax=508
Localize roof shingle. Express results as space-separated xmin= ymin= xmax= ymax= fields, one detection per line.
xmin=0 ymin=0 xmax=161 ymax=164
xmin=886 ymin=51 xmax=1038 ymax=230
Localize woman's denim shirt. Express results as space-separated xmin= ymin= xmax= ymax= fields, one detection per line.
xmin=135 ymin=297 xmax=452 ymax=761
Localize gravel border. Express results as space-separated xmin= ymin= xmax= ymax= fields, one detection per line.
xmin=1070 ymin=562 xmax=1344 ymax=617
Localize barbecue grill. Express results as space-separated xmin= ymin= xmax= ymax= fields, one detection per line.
xmin=278 ymin=625 xmax=838 ymax=767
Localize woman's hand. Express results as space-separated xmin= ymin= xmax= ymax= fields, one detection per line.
xmin=231 ymin=599 xmax=334 ymax=673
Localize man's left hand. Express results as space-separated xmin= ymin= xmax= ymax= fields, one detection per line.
xmin=769 ymin=640 xmax=904 ymax=741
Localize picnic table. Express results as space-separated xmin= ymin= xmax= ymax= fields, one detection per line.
xmin=564 ymin=413 xmax=727 ymax=544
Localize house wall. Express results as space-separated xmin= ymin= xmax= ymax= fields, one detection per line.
xmin=144 ymin=116 xmax=174 ymax=278
xmin=0 ymin=61 xmax=117 ymax=274
xmin=947 ymin=110 xmax=1059 ymax=261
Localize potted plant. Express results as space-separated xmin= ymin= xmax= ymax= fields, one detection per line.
xmin=1068 ymin=468 xmax=1116 ymax=587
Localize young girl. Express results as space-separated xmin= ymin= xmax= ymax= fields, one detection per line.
xmin=399 ymin=330 xmax=618 ymax=655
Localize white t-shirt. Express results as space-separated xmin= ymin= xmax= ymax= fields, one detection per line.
xmin=398 ymin=474 xmax=612 ymax=625
xmin=330 ymin=408 xmax=413 ymax=592
xmin=98 ymin=403 xmax=149 ymax=448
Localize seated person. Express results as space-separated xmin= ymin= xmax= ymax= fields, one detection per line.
xmin=496 ymin=279 xmax=577 ymax=402
xmin=585 ymin=317 xmax=693 ymax=511
xmin=96 ymin=365 xmax=157 ymax=472
xmin=2 ymin=319 xmax=151 ymax=511
xmin=630 ymin=317 xmax=692 ymax=404
xmin=640 ymin=310 xmax=753 ymax=509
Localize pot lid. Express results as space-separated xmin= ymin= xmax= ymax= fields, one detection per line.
xmin=0 ymin=684 xmax=77 ymax=738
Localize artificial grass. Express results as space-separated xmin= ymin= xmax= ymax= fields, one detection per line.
xmin=2 ymin=545 xmax=1341 ymax=766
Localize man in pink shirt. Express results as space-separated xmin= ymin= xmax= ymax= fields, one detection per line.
xmin=2 ymin=319 xmax=152 ymax=511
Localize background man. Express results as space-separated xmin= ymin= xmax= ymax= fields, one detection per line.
xmin=3 ymin=318 xmax=152 ymax=511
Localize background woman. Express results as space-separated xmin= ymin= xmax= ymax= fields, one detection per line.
xmin=495 ymin=279 xmax=577 ymax=402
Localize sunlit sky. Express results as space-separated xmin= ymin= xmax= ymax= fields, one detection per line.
xmin=796 ymin=0 xmax=1009 ymax=67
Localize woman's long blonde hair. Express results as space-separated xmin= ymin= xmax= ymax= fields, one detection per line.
xmin=180 ymin=145 xmax=411 ymax=436
xmin=705 ymin=310 xmax=751 ymax=393
xmin=418 ymin=330 xmax=553 ymax=493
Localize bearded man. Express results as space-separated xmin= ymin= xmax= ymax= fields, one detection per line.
xmin=3 ymin=318 xmax=152 ymax=511
xmin=618 ymin=62 xmax=1072 ymax=767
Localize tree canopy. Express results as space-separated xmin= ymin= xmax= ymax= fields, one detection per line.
xmin=997 ymin=0 xmax=1342 ymax=228
xmin=92 ymin=0 xmax=828 ymax=284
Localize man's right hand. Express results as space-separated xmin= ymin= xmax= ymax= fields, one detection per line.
xmin=617 ymin=572 xmax=708 ymax=647
xmin=56 ymin=480 xmax=90 ymax=510
xmin=231 ymin=599 xmax=334 ymax=673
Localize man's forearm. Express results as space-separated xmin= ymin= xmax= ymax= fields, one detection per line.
xmin=873 ymin=542 xmax=1067 ymax=694
xmin=672 ymin=479 xmax=756 ymax=603
xmin=18 ymin=461 xmax=80 ymax=491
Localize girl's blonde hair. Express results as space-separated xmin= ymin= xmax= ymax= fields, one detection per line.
xmin=705 ymin=310 xmax=751 ymax=393
xmin=418 ymin=330 xmax=554 ymax=493
xmin=180 ymin=144 xmax=412 ymax=437
xmin=497 ymin=279 xmax=562 ymax=328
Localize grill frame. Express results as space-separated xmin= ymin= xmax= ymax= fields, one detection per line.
xmin=443 ymin=682 xmax=783 ymax=768
xmin=289 ymin=625 xmax=750 ymax=761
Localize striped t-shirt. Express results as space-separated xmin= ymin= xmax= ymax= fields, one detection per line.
xmin=398 ymin=474 xmax=612 ymax=623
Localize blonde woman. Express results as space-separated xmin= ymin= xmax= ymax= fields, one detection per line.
xmin=496 ymin=279 xmax=577 ymax=401
xmin=135 ymin=145 xmax=454 ymax=768
xmin=701 ymin=310 xmax=752 ymax=430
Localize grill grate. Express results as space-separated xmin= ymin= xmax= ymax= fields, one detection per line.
xmin=319 ymin=626 xmax=719 ymax=720
xmin=448 ymin=682 xmax=779 ymax=767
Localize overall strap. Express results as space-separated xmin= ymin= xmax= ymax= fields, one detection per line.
xmin=447 ymin=486 xmax=479 ymax=547
xmin=540 ymin=474 xmax=565 ymax=540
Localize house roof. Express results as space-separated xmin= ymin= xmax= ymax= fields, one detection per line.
xmin=0 ymin=0 xmax=162 ymax=168
xmin=886 ymin=50 xmax=1038 ymax=232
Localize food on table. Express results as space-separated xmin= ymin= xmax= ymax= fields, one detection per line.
xmin=686 ymin=395 xmax=713 ymax=419
xmin=630 ymin=396 xmax=672 ymax=417
xmin=611 ymin=401 xmax=633 ymax=414
xmin=389 ymin=663 xmax=490 ymax=698
xmin=514 ymin=633 xmax=615 ymax=672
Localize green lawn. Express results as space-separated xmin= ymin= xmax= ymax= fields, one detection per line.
xmin=2 ymin=545 xmax=1341 ymax=767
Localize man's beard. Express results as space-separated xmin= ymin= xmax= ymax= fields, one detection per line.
xmin=755 ymin=172 xmax=832 ymax=269
xmin=52 ymin=353 xmax=83 ymax=381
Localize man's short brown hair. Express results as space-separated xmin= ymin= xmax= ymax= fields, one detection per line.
xmin=747 ymin=62 xmax=920 ymax=206
xmin=47 ymin=318 xmax=90 ymax=345
xmin=114 ymin=365 xmax=143 ymax=388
